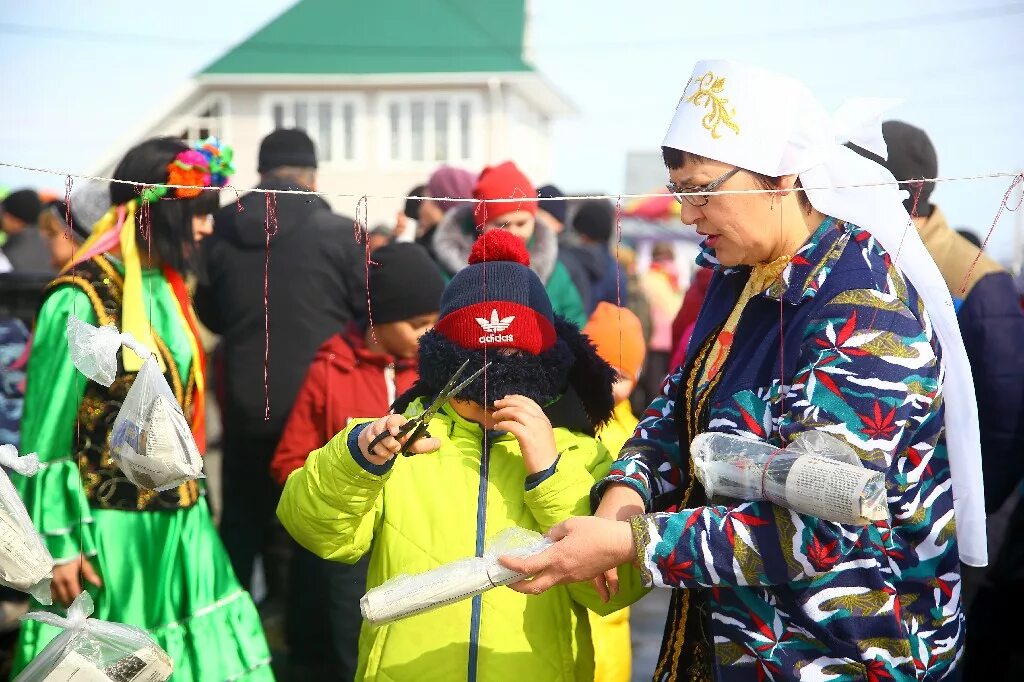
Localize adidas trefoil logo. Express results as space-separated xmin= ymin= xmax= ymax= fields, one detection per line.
xmin=475 ymin=309 xmax=515 ymax=333
xmin=475 ymin=309 xmax=515 ymax=343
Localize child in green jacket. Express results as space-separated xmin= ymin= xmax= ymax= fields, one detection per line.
xmin=278 ymin=229 xmax=643 ymax=681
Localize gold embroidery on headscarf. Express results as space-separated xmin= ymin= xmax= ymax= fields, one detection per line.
xmin=685 ymin=71 xmax=740 ymax=139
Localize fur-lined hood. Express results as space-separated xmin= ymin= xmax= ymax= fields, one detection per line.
xmin=433 ymin=204 xmax=560 ymax=283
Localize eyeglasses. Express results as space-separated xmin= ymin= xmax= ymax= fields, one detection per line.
xmin=666 ymin=167 xmax=742 ymax=207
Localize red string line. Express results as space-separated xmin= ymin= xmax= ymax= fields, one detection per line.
xmin=263 ymin=192 xmax=279 ymax=421
xmin=614 ymin=196 xmax=623 ymax=374
xmin=354 ymin=196 xmax=379 ymax=343
xmin=777 ymin=197 xmax=786 ymax=418
xmin=959 ymin=172 xmax=1024 ymax=296
xmin=64 ymin=174 xmax=88 ymax=583
xmin=63 ymin=175 xmax=74 ymax=242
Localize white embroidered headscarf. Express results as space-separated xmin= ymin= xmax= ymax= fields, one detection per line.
xmin=663 ymin=59 xmax=986 ymax=567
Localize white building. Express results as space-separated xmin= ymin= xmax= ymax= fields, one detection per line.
xmin=101 ymin=0 xmax=572 ymax=225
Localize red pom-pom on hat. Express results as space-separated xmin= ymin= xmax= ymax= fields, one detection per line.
xmin=468 ymin=228 xmax=531 ymax=267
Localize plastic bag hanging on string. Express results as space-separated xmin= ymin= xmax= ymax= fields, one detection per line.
xmin=690 ymin=431 xmax=889 ymax=525
xmin=15 ymin=591 xmax=173 ymax=681
xmin=110 ymin=355 xmax=204 ymax=491
xmin=0 ymin=445 xmax=54 ymax=605
xmin=360 ymin=527 xmax=552 ymax=626
xmin=66 ymin=315 xmax=153 ymax=387
xmin=66 ymin=316 xmax=204 ymax=490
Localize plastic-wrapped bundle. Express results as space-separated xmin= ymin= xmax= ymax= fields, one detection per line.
xmin=0 ymin=445 xmax=54 ymax=604
xmin=15 ymin=592 xmax=173 ymax=681
xmin=690 ymin=431 xmax=889 ymax=525
xmin=360 ymin=527 xmax=553 ymax=626
xmin=110 ymin=357 xmax=204 ymax=492
xmin=66 ymin=316 xmax=152 ymax=388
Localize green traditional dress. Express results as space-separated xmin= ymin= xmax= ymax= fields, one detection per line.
xmin=11 ymin=254 xmax=273 ymax=680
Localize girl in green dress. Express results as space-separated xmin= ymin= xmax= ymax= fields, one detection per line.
xmin=11 ymin=137 xmax=273 ymax=680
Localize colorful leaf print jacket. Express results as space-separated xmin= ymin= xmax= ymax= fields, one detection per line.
xmin=597 ymin=218 xmax=962 ymax=681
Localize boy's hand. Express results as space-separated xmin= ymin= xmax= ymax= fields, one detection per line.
xmin=358 ymin=415 xmax=440 ymax=466
xmin=492 ymin=395 xmax=557 ymax=475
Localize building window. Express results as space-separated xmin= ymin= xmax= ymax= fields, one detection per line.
xmin=380 ymin=94 xmax=479 ymax=166
xmin=264 ymin=95 xmax=362 ymax=164
xmin=179 ymin=95 xmax=227 ymax=142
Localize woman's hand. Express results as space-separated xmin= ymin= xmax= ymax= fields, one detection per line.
xmin=357 ymin=415 xmax=440 ymax=466
xmin=51 ymin=554 xmax=102 ymax=607
xmin=591 ymin=483 xmax=646 ymax=599
xmin=492 ymin=395 xmax=558 ymax=475
xmin=499 ymin=516 xmax=636 ymax=601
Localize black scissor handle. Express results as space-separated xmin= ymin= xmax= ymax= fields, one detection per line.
xmin=366 ymin=418 xmax=419 ymax=455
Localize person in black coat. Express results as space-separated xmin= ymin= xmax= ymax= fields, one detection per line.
xmin=194 ymin=129 xmax=365 ymax=608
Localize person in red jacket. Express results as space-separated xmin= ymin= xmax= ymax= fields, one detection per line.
xmin=272 ymin=242 xmax=444 ymax=680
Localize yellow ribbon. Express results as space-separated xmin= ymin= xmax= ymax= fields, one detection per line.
xmin=64 ymin=204 xmax=165 ymax=373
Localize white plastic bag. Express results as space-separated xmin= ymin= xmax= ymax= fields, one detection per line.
xmin=65 ymin=316 xmax=151 ymax=388
xmin=690 ymin=431 xmax=889 ymax=525
xmin=109 ymin=357 xmax=204 ymax=492
xmin=360 ymin=527 xmax=553 ymax=626
xmin=15 ymin=592 xmax=173 ymax=682
xmin=0 ymin=445 xmax=54 ymax=604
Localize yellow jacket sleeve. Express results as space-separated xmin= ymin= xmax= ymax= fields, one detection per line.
xmin=523 ymin=431 xmax=649 ymax=616
xmin=277 ymin=419 xmax=386 ymax=563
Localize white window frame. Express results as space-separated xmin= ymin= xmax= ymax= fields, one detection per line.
xmin=377 ymin=91 xmax=484 ymax=169
xmin=260 ymin=92 xmax=366 ymax=167
xmin=178 ymin=93 xmax=230 ymax=143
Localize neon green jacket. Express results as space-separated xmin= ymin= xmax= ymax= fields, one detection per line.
xmin=277 ymin=401 xmax=645 ymax=681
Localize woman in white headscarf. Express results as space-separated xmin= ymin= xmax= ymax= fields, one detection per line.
xmin=502 ymin=60 xmax=984 ymax=681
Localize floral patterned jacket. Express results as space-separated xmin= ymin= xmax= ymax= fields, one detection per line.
xmin=598 ymin=218 xmax=961 ymax=681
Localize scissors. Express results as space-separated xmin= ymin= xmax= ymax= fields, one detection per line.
xmin=367 ymin=358 xmax=491 ymax=457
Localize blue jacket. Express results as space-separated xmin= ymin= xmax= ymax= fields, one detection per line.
xmin=598 ymin=217 xmax=961 ymax=680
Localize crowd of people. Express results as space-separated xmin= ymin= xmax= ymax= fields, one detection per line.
xmin=0 ymin=57 xmax=1022 ymax=681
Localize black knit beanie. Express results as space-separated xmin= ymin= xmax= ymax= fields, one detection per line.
xmin=537 ymin=184 xmax=567 ymax=225
xmin=572 ymin=199 xmax=615 ymax=243
xmin=2 ymin=189 xmax=43 ymax=224
xmin=369 ymin=243 xmax=444 ymax=324
xmin=258 ymin=128 xmax=318 ymax=173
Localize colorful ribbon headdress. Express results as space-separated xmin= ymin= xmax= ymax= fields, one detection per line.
xmin=63 ymin=137 xmax=234 ymax=375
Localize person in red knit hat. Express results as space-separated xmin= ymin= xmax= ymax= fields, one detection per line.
xmin=277 ymin=229 xmax=646 ymax=681
xmin=431 ymin=161 xmax=588 ymax=327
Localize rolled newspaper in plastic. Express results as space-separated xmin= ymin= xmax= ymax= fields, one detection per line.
xmin=36 ymin=647 xmax=173 ymax=682
xmin=360 ymin=527 xmax=553 ymax=626
xmin=0 ymin=445 xmax=54 ymax=604
xmin=110 ymin=358 xmax=204 ymax=492
xmin=690 ymin=431 xmax=889 ymax=525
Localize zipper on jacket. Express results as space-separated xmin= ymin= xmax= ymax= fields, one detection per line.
xmin=384 ymin=363 xmax=396 ymax=407
xmin=467 ymin=430 xmax=494 ymax=682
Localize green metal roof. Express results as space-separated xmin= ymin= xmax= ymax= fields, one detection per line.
xmin=201 ymin=0 xmax=531 ymax=75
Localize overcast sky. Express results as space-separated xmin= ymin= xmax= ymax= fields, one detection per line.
xmin=2 ymin=1 xmax=1023 ymax=262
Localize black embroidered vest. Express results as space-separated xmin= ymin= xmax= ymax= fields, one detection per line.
xmin=45 ymin=256 xmax=201 ymax=512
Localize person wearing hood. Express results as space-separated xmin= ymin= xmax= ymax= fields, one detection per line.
xmin=278 ymin=229 xmax=644 ymax=681
xmin=432 ymin=161 xmax=588 ymax=327
xmin=416 ymin=166 xmax=476 ymax=263
xmin=194 ymin=128 xmax=365 ymax=604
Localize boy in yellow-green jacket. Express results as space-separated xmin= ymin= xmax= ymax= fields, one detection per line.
xmin=278 ymin=229 xmax=644 ymax=681
xmin=582 ymin=302 xmax=648 ymax=682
